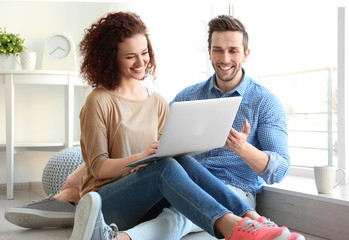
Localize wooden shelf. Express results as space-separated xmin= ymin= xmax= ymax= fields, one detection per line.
xmin=0 ymin=142 xmax=80 ymax=148
xmin=0 ymin=142 xmax=63 ymax=148
xmin=1 ymin=70 xmax=89 ymax=199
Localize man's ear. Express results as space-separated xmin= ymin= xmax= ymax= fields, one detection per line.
xmin=208 ymin=47 xmax=212 ymax=60
xmin=243 ymin=49 xmax=250 ymax=63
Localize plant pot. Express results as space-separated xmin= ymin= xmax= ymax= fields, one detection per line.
xmin=0 ymin=54 xmax=22 ymax=70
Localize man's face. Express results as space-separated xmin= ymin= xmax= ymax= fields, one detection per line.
xmin=209 ymin=31 xmax=249 ymax=84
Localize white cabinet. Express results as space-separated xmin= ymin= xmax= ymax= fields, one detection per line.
xmin=0 ymin=70 xmax=90 ymax=199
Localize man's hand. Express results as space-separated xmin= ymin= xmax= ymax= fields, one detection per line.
xmin=225 ymin=120 xmax=269 ymax=174
xmin=225 ymin=119 xmax=250 ymax=153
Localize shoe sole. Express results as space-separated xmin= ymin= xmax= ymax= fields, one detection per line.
xmin=290 ymin=236 xmax=305 ymax=240
xmin=273 ymin=228 xmax=291 ymax=240
xmin=69 ymin=192 xmax=101 ymax=240
xmin=5 ymin=208 xmax=74 ymax=228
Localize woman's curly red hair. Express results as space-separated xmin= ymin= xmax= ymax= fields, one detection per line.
xmin=79 ymin=12 xmax=156 ymax=90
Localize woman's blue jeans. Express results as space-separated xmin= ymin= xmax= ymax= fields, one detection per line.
xmin=97 ymin=156 xmax=254 ymax=237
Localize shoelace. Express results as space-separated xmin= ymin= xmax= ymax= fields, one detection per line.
xmin=260 ymin=218 xmax=278 ymax=228
xmin=105 ymin=223 xmax=119 ymax=240
xmin=238 ymin=220 xmax=263 ymax=234
xmin=28 ymin=194 xmax=54 ymax=205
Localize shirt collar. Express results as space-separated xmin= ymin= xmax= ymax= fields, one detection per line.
xmin=209 ymin=68 xmax=251 ymax=97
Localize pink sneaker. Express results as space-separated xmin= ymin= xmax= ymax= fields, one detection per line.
xmin=225 ymin=217 xmax=290 ymax=240
xmin=257 ymin=216 xmax=277 ymax=227
xmin=288 ymin=232 xmax=305 ymax=240
xmin=257 ymin=216 xmax=305 ymax=240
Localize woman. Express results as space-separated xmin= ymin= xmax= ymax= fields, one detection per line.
xmin=69 ymin=11 xmax=291 ymax=240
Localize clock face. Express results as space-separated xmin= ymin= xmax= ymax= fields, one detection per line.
xmin=46 ymin=35 xmax=71 ymax=59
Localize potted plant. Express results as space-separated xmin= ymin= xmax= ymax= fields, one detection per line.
xmin=0 ymin=27 xmax=27 ymax=69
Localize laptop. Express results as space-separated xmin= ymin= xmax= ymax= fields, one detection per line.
xmin=126 ymin=96 xmax=242 ymax=167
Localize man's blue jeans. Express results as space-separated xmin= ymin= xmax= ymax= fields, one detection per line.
xmin=97 ymin=156 xmax=254 ymax=237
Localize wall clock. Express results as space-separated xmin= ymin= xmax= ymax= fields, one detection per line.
xmin=41 ymin=33 xmax=78 ymax=71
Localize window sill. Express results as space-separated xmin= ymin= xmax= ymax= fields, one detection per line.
xmin=257 ymin=174 xmax=349 ymax=240
xmin=262 ymin=174 xmax=349 ymax=206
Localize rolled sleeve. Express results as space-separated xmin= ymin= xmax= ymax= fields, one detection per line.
xmin=260 ymin=151 xmax=290 ymax=184
xmin=257 ymin=95 xmax=290 ymax=184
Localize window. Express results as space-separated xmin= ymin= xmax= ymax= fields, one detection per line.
xmin=256 ymin=68 xmax=337 ymax=168
xmin=231 ymin=1 xmax=344 ymax=173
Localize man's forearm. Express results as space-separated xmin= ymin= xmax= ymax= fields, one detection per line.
xmin=234 ymin=142 xmax=269 ymax=175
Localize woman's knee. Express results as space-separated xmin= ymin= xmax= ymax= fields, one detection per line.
xmin=151 ymin=158 xmax=188 ymax=179
xmin=175 ymin=155 xmax=200 ymax=169
xmin=154 ymin=157 xmax=181 ymax=170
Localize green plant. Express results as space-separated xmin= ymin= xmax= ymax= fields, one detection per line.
xmin=0 ymin=27 xmax=26 ymax=56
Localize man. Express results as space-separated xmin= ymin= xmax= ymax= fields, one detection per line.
xmin=5 ymin=15 xmax=303 ymax=240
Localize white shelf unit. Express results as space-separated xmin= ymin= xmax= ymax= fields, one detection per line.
xmin=0 ymin=70 xmax=89 ymax=199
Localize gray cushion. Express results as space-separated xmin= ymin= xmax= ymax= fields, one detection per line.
xmin=42 ymin=147 xmax=83 ymax=195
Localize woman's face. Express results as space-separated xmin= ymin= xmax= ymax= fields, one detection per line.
xmin=117 ymin=34 xmax=150 ymax=81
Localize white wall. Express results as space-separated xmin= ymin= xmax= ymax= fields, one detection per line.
xmin=0 ymin=0 xmax=230 ymax=184
xmin=0 ymin=1 xmax=116 ymax=185
xmin=0 ymin=1 xmax=114 ymax=68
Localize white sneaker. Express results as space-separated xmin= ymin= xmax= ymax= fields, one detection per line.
xmin=69 ymin=192 xmax=118 ymax=240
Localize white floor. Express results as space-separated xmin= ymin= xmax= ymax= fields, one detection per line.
xmin=0 ymin=184 xmax=328 ymax=240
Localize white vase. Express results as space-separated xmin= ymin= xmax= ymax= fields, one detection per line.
xmin=20 ymin=51 xmax=37 ymax=70
xmin=0 ymin=54 xmax=22 ymax=70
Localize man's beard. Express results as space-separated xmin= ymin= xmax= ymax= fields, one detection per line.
xmin=213 ymin=62 xmax=242 ymax=82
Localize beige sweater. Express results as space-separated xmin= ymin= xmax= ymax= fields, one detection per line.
xmin=80 ymin=88 xmax=169 ymax=196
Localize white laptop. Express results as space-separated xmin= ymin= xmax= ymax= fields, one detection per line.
xmin=126 ymin=96 xmax=242 ymax=167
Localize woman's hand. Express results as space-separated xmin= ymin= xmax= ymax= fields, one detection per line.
xmin=98 ymin=141 xmax=160 ymax=179
xmin=61 ymin=163 xmax=85 ymax=191
xmin=138 ymin=141 xmax=159 ymax=159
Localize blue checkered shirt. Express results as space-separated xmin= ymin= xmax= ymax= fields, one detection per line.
xmin=170 ymin=70 xmax=290 ymax=194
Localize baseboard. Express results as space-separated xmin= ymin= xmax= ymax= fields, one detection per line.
xmin=0 ymin=181 xmax=43 ymax=193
